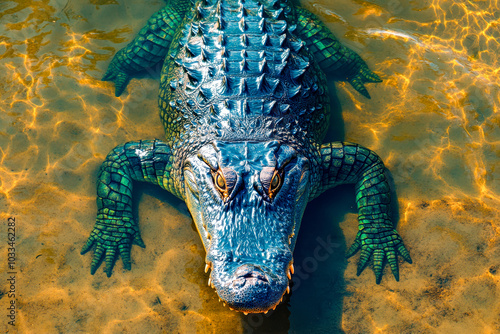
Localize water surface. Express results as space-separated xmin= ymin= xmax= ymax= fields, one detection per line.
xmin=0 ymin=0 xmax=498 ymax=333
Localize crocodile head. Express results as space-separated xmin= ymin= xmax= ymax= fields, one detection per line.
xmin=183 ymin=140 xmax=310 ymax=313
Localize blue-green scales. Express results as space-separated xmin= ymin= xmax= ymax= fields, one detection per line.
xmin=82 ymin=0 xmax=411 ymax=313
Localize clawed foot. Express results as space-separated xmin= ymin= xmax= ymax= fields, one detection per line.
xmin=81 ymin=214 xmax=145 ymax=277
xmin=102 ymin=65 xmax=132 ymax=97
xmin=346 ymin=64 xmax=382 ymax=99
xmin=346 ymin=228 xmax=412 ymax=284
xmin=102 ymin=49 xmax=133 ymax=97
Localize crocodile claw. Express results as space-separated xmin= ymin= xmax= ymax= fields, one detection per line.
xmin=101 ymin=69 xmax=114 ymax=82
xmin=81 ymin=215 xmax=145 ymax=277
xmin=346 ymin=229 xmax=412 ymax=284
xmin=348 ymin=76 xmax=371 ymax=99
xmin=347 ymin=66 xmax=382 ymax=99
xmin=102 ymin=68 xmax=131 ymax=97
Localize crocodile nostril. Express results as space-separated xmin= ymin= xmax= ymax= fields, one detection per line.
xmin=235 ymin=265 xmax=269 ymax=282
xmin=241 ymin=271 xmax=269 ymax=282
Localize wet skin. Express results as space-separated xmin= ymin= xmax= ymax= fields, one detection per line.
xmin=81 ymin=0 xmax=412 ymax=314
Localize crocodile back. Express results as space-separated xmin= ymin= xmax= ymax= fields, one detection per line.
xmin=160 ymin=0 xmax=330 ymax=152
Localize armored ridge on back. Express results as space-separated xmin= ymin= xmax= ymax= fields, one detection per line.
xmin=81 ymin=0 xmax=412 ymax=314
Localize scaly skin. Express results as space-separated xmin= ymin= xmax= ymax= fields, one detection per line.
xmin=312 ymin=142 xmax=412 ymax=283
xmin=294 ymin=7 xmax=382 ymax=98
xmin=102 ymin=0 xmax=191 ymax=97
xmin=81 ymin=140 xmax=176 ymax=276
xmin=82 ymin=0 xmax=411 ymax=313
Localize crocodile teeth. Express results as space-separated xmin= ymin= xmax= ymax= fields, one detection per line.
xmin=287 ymin=270 xmax=291 ymax=280
xmin=244 ymin=312 xmax=248 ymax=315
xmin=290 ymin=264 xmax=295 ymax=275
xmin=264 ymin=310 xmax=268 ymax=314
xmin=286 ymin=286 xmax=290 ymax=294
xmin=208 ymin=278 xmax=211 ymax=286
xmin=205 ymin=263 xmax=210 ymax=273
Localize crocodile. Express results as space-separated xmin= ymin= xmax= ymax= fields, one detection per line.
xmin=81 ymin=0 xmax=412 ymax=314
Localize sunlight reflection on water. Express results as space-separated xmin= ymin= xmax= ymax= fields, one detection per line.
xmin=0 ymin=0 xmax=498 ymax=333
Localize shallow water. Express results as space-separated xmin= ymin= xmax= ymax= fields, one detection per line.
xmin=0 ymin=0 xmax=499 ymax=333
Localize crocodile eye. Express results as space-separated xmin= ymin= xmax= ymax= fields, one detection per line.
xmin=269 ymin=172 xmax=282 ymax=198
xmin=211 ymin=167 xmax=238 ymax=201
xmin=215 ymin=172 xmax=226 ymax=192
xmin=271 ymin=173 xmax=280 ymax=189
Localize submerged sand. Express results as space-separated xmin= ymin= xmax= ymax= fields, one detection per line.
xmin=0 ymin=0 xmax=499 ymax=333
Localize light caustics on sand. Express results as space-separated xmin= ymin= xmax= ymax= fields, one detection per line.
xmin=0 ymin=0 xmax=499 ymax=332
xmin=0 ymin=25 xmax=133 ymax=201
xmin=356 ymin=3 xmax=498 ymax=208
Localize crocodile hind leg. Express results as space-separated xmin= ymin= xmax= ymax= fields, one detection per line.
xmin=295 ymin=7 xmax=382 ymax=98
xmin=81 ymin=139 xmax=180 ymax=277
xmin=310 ymin=142 xmax=412 ymax=283
xmin=102 ymin=0 xmax=190 ymax=96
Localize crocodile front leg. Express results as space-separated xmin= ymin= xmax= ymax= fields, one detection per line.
xmin=295 ymin=7 xmax=382 ymax=98
xmin=102 ymin=0 xmax=190 ymax=96
xmin=311 ymin=142 xmax=412 ymax=284
xmin=81 ymin=139 xmax=179 ymax=277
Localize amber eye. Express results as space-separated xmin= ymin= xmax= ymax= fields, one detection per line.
xmin=271 ymin=173 xmax=280 ymax=190
xmin=269 ymin=172 xmax=282 ymax=197
xmin=215 ymin=172 xmax=226 ymax=192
